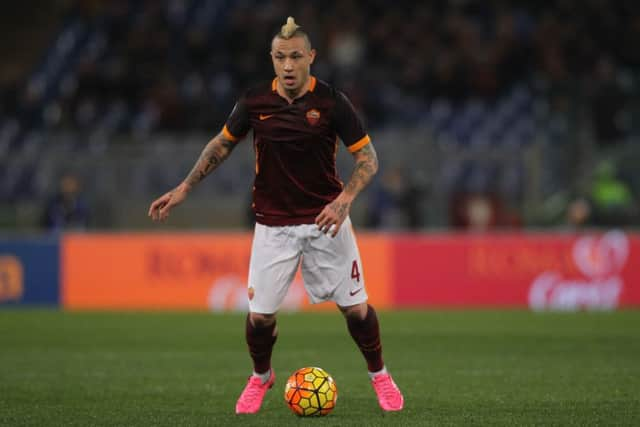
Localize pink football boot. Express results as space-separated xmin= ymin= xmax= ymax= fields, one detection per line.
xmin=235 ymin=371 xmax=275 ymax=414
xmin=371 ymin=373 xmax=404 ymax=411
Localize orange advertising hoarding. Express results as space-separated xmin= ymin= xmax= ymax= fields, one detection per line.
xmin=62 ymin=233 xmax=392 ymax=311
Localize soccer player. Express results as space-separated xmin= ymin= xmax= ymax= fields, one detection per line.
xmin=148 ymin=17 xmax=404 ymax=414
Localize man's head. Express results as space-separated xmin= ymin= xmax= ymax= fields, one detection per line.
xmin=271 ymin=17 xmax=315 ymax=96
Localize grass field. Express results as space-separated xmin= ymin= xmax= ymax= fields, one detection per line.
xmin=1 ymin=310 xmax=639 ymax=426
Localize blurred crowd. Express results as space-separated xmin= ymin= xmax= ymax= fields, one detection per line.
xmin=1 ymin=0 xmax=640 ymax=230
xmin=1 ymin=0 xmax=639 ymax=134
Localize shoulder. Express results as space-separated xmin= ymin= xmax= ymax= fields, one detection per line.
xmin=313 ymin=78 xmax=347 ymax=102
xmin=316 ymin=80 xmax=359 ymax=117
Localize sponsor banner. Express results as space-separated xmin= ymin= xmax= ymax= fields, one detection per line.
xmin=0 ymin=238 xmax=60 ymax=306
xmin=392 ymin=231 xmax=640 ymax=310
xmin=62 ymin=233 xmax=391 ymax=311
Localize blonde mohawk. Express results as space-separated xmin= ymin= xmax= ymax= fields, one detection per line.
xmin=280 ymin=16 xmax=300 ymax=39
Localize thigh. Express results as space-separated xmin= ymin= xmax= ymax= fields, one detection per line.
xmin=248 ymin=223 xmax=302 ymax=314
xmin=300 ymin=217 xmax=368 ymax=306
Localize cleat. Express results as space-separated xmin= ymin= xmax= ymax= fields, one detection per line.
xmin=371 ymin=373 xmax=404 ymax=411
xmin=235 ymin=371 xmax=275 ymax=414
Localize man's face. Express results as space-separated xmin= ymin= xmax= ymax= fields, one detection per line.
xmin=271 ymin=36 xmax=315 ymax=94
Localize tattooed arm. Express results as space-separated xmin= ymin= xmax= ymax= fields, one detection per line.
xmin=315 ymin=142 xmax=379 ymax=237
xmin=148 ymin=132 xmax=237 ymax=221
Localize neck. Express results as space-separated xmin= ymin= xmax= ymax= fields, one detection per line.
xmin=277 ymin=76 xmax=311 ymax=102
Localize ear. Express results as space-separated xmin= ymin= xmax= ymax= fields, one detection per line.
xmin=309 ymin=49 xmax=316 ymax=64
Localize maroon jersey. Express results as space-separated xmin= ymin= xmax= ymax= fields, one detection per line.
xmin=223 ymin=77 xmax=371 ymax=226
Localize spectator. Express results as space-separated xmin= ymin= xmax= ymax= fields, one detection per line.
xmin=366 ymin=167 xmax=422 ymax=230
xmin=450 ymin=192 xmax=521 ymax=231
xmin=41 ymin=173 xmax=90 ymax=231
xmin=567 ymin=160 xmax=638 ymax=227
xmin=16 ymin=0 xmax=639 ymax=133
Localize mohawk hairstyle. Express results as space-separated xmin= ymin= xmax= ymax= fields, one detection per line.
xmin=273 ymin=16 xmax=312 ymax=49
xmin=279 ymin=16 xmax=300 ymax=38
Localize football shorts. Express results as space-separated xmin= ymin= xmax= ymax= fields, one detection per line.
xmin=247 ymin=217 xmax=368 ymax=313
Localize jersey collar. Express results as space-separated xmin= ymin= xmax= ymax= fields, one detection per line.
xmin=271 ymin=76 xmax=317 ymax=93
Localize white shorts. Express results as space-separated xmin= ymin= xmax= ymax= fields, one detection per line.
xmin=247 ymin=217 xmax=368 ymax=313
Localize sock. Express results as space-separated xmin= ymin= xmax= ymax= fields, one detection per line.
xmin=368 ymin=366 xmax=388 ymax=380
xmin=252 ymin=369 xmax=272 ymax=384
xmin=346 ymin=304 xmax=384 ymax=373
xmin=245 ymin=314 xmax=277 ymax=376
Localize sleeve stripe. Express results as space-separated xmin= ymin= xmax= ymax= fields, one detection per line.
xmin=347 ymin=134 xmax=371 ymax=153
xmin=222 ymin=125 xmax=239 ymax=142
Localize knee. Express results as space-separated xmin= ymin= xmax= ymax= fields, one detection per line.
xmin=339 ymin=302 xmax=368 ymax=321
xmin=249 ymin=312 xmax=277 ymax=328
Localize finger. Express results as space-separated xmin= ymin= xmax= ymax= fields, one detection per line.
xmin=316 ymin=216 xmax=329 ymax=230
xmin=159 ymin=199 xmax=176 ymax=221
xmin=154 ymin=205 xmax=164 ymax=221
xmin=150 ymin=201 xmax=164 ymax=221
xmin=331 ymin=221 xmax=343 ymax=238
xmin=151 ymin=204 xmax=163 ymax=220
xmin=149 ymin=204 xmax=157 ymax=220
xmin=315 ymin=211 xmax=327 ymax=226
xmin=322 ymin=220 xmax=336 ymax=234
xmin=148 ymin=200 xmax=161 ymax=217
xmin=149 ymin=195 xmax=169 ymax=216
xmin=317 ymin=215 xmax=334 ymax=231
xmin=326 ymin=224 xmax=335 ymax=235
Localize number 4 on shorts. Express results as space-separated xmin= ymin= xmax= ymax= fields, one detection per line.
xmin=351 ymin=260 xmax=360 ymax=282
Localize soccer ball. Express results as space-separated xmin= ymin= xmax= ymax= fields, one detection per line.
xmin=284 ymin=367 xmax=338 ymax=416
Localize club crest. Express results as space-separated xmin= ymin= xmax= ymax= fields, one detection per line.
xmin=306 ymin=109 xmax=321 ymax=126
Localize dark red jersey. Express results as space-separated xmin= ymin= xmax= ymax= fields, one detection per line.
xmin=223 ymin=77 xmax=371 ymax=226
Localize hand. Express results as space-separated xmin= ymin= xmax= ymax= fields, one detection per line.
xmin=148 ymin=183 xmax=190 ymax=222
xmin=315 ymin=193 xmax=352 ymax=237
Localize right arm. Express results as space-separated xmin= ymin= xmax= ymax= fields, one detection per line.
xmin=148 ymin=132 xmax=237 ymax=221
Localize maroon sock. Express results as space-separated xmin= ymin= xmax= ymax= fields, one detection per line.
xmin=245 ymin=314 xmax=277 ymax=374
xmin=346 ymin=304 xmax=384 ymax=372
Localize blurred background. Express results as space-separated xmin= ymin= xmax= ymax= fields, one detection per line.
xmin=2 ymin=5 xmax=639 ymax=423
xmin=2 ymin=0 xmax=640 ymax=233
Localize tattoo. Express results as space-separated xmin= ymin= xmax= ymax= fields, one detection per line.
xmin=344 ymin=143 xmax=378 ymax=197
xmin=184 ymin=135 xmax=236 ymax=188
xmin=330 ymin=201 xmax=349 ymax=219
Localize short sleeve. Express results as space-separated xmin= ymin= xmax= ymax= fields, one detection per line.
xmin=334 ymin=91 xmax=371 ymax=153
xmin=222 ymin=96 xmax=250 ymax=142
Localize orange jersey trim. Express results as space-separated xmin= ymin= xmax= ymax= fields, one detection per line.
xmin=222 ymin=125 xmax=239 ymax=142
xmin=271 ymin=76 xmax=317 ymax=92
xmin=347 ymin=134 xmax=371 ymax=153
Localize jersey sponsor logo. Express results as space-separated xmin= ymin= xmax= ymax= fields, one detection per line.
xmin=259 ymin=114 xmax=274 ymax=121
xmin=349 ymin=287 xmax=363 ymax=296
xmin=306 ymin=109 xmax=321 ymax=126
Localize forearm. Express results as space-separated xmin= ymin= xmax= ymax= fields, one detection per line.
xmin=342 ymin=143 xmax=379 ymax=202
xmin=181 ymin=133 xmax=236 ymax=191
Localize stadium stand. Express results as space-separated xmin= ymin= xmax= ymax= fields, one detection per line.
xmin=1 ymin=0 xmax=639 ymax=229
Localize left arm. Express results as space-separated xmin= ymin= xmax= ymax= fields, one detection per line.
xmin=315 ymin=143 xmax=379 ymax=237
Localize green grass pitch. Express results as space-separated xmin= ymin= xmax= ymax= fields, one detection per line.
xmin=1 ymin=309 xmax=639 ymax=426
